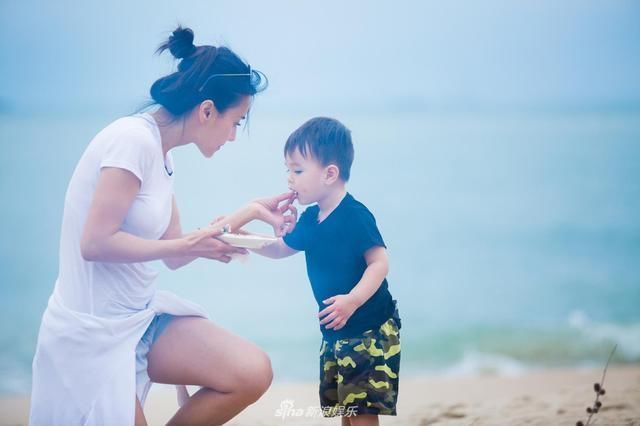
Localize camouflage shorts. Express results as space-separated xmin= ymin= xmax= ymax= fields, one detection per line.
xmin=319 ymin=315 xmax=401 ymax=417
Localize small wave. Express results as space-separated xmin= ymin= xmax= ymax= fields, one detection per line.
xmin=568 ymin=310 xmax=640 ymax=359
xmin=441 ymin=350 xmax=530 ymax=377
xmin=0 ymin=367 xmax=31 ymax=396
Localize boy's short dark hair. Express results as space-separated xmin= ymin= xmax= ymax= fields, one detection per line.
xmin=284 ymin=117 xmax=354 ymax=182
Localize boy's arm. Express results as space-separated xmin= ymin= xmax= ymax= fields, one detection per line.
xmin=319 ymin=246 xmax=389 ymax=331
xmin=250 ymin=238 xmax=299 ymax=259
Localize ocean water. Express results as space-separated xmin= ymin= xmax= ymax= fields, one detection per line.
xmin=0 ymin=109 xmax=639 ymax=395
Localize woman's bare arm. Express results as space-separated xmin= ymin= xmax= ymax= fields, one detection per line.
xmin=160 ymin=196 xmax=197 ymax=270
xmin=80 ymin=167 xmax=244 ymax=263
xmin=159 ymin=194 xmax=282 ymax=269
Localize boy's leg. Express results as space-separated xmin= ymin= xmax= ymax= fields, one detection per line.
xmin=320 ymin=339 xmax=342 ymax=418
xmin=347 ymin=415 xmax=379 ymax=426
xmin=336 ymin=318 xmax=401 ymax=418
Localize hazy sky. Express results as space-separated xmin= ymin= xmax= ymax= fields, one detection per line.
xmin=1 ymin=0 xmax=639 ymax=113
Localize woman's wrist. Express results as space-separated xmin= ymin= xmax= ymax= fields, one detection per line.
xmin=245 ymin=202 xmax=263 ymax=222
xmin=172 ymin=234 xmax=193 ymax=258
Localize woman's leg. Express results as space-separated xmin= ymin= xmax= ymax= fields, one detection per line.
xmin=146 ymin=316 xmax=273 ymax=425
xmin=135 ymin=398 xmax=147 ymax=426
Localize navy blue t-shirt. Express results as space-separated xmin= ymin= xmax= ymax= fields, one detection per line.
xmin=283 ymin=193 xmax=396 ymax=341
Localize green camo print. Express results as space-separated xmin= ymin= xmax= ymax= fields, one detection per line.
xmin=319 ymin=315 xmax=401 ymax=417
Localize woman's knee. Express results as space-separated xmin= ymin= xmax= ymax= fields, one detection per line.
xmin=235 ymin=350 xmax=273 ymax=402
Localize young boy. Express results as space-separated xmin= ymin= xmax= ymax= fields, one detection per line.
xmin=254 ymin=117 xmax=401 ymax=425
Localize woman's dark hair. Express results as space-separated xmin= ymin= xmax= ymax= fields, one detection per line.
xmin=150 ymin=26 xmax=267 ymax=117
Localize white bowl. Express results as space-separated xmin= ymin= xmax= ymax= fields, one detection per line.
xmin=216 ymin=233 xmax=278 ymax=249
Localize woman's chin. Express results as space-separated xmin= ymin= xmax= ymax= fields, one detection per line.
xmin=204 ymin=147 xmax=219 ymax=158
xmin=197 ymin=143 xmax=222 ymax=158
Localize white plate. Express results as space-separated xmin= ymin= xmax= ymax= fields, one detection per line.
xmin=216 ymin=233 xmax=278 ymax=249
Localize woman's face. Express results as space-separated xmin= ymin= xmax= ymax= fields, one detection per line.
xmin=195 ymin=96 xmax=251 ymax=158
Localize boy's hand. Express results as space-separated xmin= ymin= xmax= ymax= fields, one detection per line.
xmin=318 ymin=294 xmax=360 ymax=331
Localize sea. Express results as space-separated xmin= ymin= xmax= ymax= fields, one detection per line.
xmin=1 ymin=106 xmax=638 ymax=395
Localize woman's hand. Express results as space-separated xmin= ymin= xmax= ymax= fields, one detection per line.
xmin=250 ymin=192 xmax=298 ymax=237
xmin=202 ymin=191 xmax=296 ymax=242
xmin=181 ymin=227 xmax=248 ymax=263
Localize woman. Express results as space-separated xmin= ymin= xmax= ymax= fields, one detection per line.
xmin=29 ymin=26 xmax=296 ymax=425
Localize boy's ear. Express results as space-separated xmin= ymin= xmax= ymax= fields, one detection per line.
xmin=324 ymin=164 xmax=340 ymax=185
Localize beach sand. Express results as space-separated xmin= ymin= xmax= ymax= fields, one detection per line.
xmin=1 ymin=366 xmax=638 ymax=425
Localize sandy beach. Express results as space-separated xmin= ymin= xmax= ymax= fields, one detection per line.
xmin=1 ymin=366 xmax=638 ymax=425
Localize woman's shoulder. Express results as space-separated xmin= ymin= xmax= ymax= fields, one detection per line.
xmin=79 ymin=115 xmax=161 ymax=180
xmin=97 ymin=115 xmax=158 ymax=148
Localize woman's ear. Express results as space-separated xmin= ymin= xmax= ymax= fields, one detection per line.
xmin=324 ymin=164 xmax=340 ymax=185
xmin=199 ymin=100 xmax=217 ymax=123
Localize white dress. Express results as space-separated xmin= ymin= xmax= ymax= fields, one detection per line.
xmin=29 ymin=113 xmax=208 ymax=425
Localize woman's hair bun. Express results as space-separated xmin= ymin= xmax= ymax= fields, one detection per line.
xmin=151 ymin=25 xmax=267 ymax=117
xmin=159 ymin=26 xmax=197 ymax=59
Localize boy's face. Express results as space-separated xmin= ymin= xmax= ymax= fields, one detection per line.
xmin=285 ymin=148 xmax=329 ymax=205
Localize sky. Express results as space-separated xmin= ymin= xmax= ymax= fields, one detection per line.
xmin=1 ymin=0 xmax=639 ymax=114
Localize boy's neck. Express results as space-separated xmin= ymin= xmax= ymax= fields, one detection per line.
xmin=317 ymin=186 xmax=347 ymax=222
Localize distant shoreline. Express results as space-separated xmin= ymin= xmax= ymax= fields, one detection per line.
xmin=3 ymin=366 xmax=638 ymax=425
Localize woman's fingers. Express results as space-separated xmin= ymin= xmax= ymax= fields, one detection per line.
xmin=277 ymin=200 xmax=292 ymax=214
xmin=273 ymin=191 xmax=295 ymax=203
xmin=286 ymin=205 xmax=298 ymax=222
xmin=232 ymin=247 xmax=249 ymax=255
xmin=282 ymin=219 xmax=296 ymax=235
xmin=277 ymin=205 xmax=297 ymax=235
xmin=202 ymin=222 xmax=231 ymax=238
xmin=209 ymin=216 xmax=226 ymax=225
xmin=184 ymin=226 xmax=250 ymax=262
xmin=209 ymin=238 xmax=247 ymax=254
xmin=199 ymin=228 xmax=223 ymax=239
xmin=268 ymin=203 xmax=297 ymax=235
